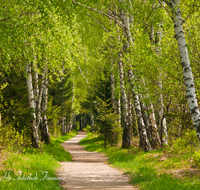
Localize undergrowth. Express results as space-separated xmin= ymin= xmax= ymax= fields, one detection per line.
xmin=80 ymin=132 xmax=200 ymax=190
xmin=0 ymin=130 xmax=78 ymax=190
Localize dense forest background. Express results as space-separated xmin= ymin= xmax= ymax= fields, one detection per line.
xmin=0 ymin=0 xmax=200 ymax=152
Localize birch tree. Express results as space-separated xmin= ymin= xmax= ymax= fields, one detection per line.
xmin=161 ymin=0 xmax=200 ymax=142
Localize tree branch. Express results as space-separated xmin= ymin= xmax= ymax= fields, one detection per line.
xmin=72 ymin=0 xmax=125 ymax=32
xmin=158 ymin=0 xmax=171 ymax=13
xmin=0 ymin=17 xmax=10 ymax=22
xmin=86 ymin=13 xmax=109 ymax=33
xmin=162 ymin=0 xmax=172 ymax=8
xmin=76 ymin=62 xmax=89 ymax=86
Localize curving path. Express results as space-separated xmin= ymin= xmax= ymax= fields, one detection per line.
xmin=57 ymin=131 xmax=137 ymax=190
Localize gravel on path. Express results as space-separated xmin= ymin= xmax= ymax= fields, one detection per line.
xmin=57 ymin=131 xmax=137 ymax=190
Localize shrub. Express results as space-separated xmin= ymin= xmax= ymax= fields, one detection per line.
xmin=192 ymin=151 xmax=200 ymax=168
xmin=0 ymin=124 xmax=31 ymax=153
xmin=170 ymin=129 xmax=198 ymax=154
xmin=95 ymin=97 xmax=122 ymax=147
xmin=84 ymin=124 xmax=91 ymax=132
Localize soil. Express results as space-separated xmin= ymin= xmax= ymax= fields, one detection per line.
xmin=57 ymin=131 xmax=137 ymax=190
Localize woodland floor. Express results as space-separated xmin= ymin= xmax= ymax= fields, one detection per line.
xmin=57 ymin=131 xmax=137 ymax=190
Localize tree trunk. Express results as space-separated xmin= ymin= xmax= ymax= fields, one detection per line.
xmin=118 ymin=95 xmax=121 ymax=127
xmin=140 ymin=97 xmax=151 ymax=141
xmin=158 ymin=80 xmax=168 ymax=145
xmin=149 ymin=102 xmax=161 ymax=148
xmin=41 ymin=73 xmax=51 ymax=144
xmin=134 ymin=93 xmax=151 ymax=151
xmin=36 ymin=66 xmax=47 ymax=131
xmin=119 ymin=5 xmax=133 ymax=148
xmin=69 ymin=76 xmax=75 ymax=132
xmin=169 ymin=0 xmax=200 ymax=141
xmin=149 ymin=19 xmax=168 ymax=145
xmin=34 ymin=68 xmax=39 ymax=110
xmin=128 ymin=92 xmax=133 ymax=141
xmin=155 ymin=25 xmax=168 ymax=145
xmin=90 ymin=112 xmax=95 ymax=131
xmin=118 ymin=52 xmax=132 ymax=148
xmin=26 ymin=63 xmax=39 ymax=148
xmin=128 ymin=69 xmax=151 ymax=151
xmin=110 ymin=71 xmax=117 ymax=113
xmin=80 ymin=116 xmax=82 ymax=130
xmin=119 ymin=3 xmax=151 ymax=150
xmin=61 ymin=117 xmax=66 ymax=134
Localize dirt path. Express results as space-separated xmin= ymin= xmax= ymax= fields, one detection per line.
xmin=57 ymin=131 xmax=137 ymax=190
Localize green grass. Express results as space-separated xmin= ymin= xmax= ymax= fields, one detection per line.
xmin=80 ymin=133 xmax=200 ymax=190
xmin=0 ymin=130 xmax=78 ymax=190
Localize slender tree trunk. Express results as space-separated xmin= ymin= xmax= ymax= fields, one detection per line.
xmin=80 ymin=116 xmax=82 ymax=130
xmin=132 ymin=103 xmax=138 ymax=136
xmin=128 ymin=70 xmax=151 ymax=151
xmin=26 ymin=63 xmax=39 ymax=148
xmin=155 ymin=24 xmax=168 ymax=145
xmin=158 ymin=80 xmax=168 ymax=145
xmin=90 ymin=112 xmax=95 ymax=131
xmin=128 ymin=92 xmax=133 ymax=140
xmin=69 ymin=76 xmax=75 ymax=132
xmin=36 ymin=66 xmax=47 ymax=134
xmin=149 ymin=102 xmax=161 ymax=148
xmin=141 ymin=78 xmax=161 ymax=147
xmin=110 ymin=71 xmax=117 ymax=113
xmin=34 ymin=68 xmax=39 ymax=110
xmin=149 ymin=20 xmax=168 ymax=145
xmin=140 ymin=97 xmax=151 ymax=141
xmin=118 ymin=51 xmax=132 ymax=148
xmin=169 ymin=0 xmax=200 ymax=141
xmin=41 ymin=73 xmax=51 ymax=144
xmin=119 ymin=5 xmax=133 ymax=148
xmin=61 ymin=117 xmax=66 ymax=135
xmin=118 ymin=95 xmax=121 ymax=127
xmin=119 ymin=2 xmax=151 ymax=150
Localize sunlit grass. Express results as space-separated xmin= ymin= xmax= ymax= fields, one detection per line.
xmin=80 ymin=133 xmax=200 ymax=190
xmin=0 ymin=130 xmax=78 ymax=190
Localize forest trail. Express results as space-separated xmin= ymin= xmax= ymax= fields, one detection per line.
xmin=57 ymin=131 xmax=137 ymax=190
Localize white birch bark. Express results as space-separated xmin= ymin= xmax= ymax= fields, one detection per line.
xmin=148 ymin=14 xmax=167 ymax=146
xmin=61 ymin=117 xmax=66 ymax=135
xmin=69 ymin=76 xmax=75 ymax=132
xmin=119 ymin=2 xmax=151 ymax=150
xmin=26 ymin=63 xmax=39 ymax=148
xmin=129 ymin=70 xmax=151 ymax=151
xmin=169 ymin=0 xmax=200 ymax=141
xmin=128 ymin=93 xmax=133 ymax=135
xmin=90 ymin=111 xmax=95 ymax=130
xmin=109 ymin=23 xmax=117 ymax=114
xmin=110 ymin=71 xmax=117 ymax=113
xmin=36 ymin=66 xmax=47 ymax=130
xmin=149 ymin=102 xmax=161 ymax=148
xmin=61 ymin=64 xmax=67 ymax=135
xmin=118 ymin=51 xmax=132 ymax=148
xmin=119 ymin=3 xmax=134 ymax=148
xmin=118 ymin=95 xmax=121 ymax=127
xmin=158 ymin=80 xmax=168 ymax=144
xmin=41 ymin=72 xmax=51 ymax=144
xmin=34 ymin=67 xmax=39 ymax=110
xmin=154 ymin=23 xmax=168 ymax=145
xmin=143 ymin=78 xmax=161 ymax=148
xmin=140 ymin=96 xmax=151 ymax=141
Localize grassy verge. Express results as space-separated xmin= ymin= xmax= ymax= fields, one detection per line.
xmin=0 ymin=130 xmax=78 ymax=190
xmin=80 ymin=133 xmax=200 ymax=190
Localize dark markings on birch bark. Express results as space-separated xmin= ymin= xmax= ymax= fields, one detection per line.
xmin=170 ymin=0 xmax=200 ymax=142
